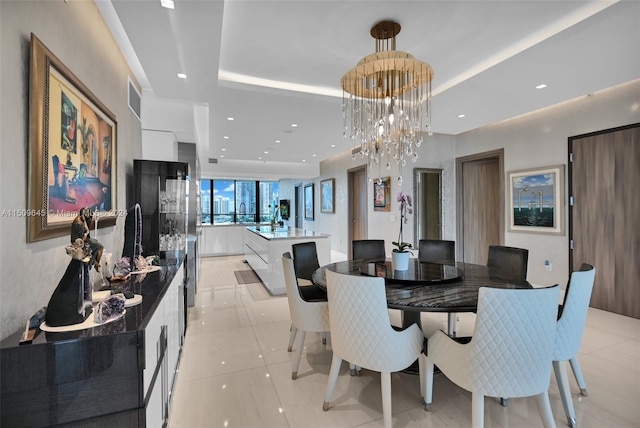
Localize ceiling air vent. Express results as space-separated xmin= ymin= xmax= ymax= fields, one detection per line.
xmin=351 ymin=146 xmax=362 ymax=156
xmin=208 ymin=158 xmax=218 ymax=164
xmin=128 ymin=77 xmax=141 ymax=121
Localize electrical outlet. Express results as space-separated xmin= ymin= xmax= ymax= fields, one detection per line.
xmin=544 ymin=260 xmax=552 ymax=271
xmin=390 ymin=214 xmax=396 ymax=222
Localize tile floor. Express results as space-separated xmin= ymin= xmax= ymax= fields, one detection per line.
xmin=168 ymin=255 xmax=640 ymax=428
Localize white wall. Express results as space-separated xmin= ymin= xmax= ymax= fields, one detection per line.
xmin=315 ymin=79 xmax=640 ymax=289
xmin=142 ymin=129 xmax=178 ymax=161
xmin=0 ymin=1 xmax=142 ymax=340
xmin=455 ymin=79 xmax=640 ymax=287
xmin=314 ymin=135 xmax=456 ymax=259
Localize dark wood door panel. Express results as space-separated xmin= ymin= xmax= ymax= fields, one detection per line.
xmin=462 ymin=158 xmax=501 ymax=264
xmin=570 ymin=124 xmax=640 ymax=318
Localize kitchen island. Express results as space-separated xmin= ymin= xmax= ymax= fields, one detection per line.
xmin=243 ymin=226 xmax=331 ymax=295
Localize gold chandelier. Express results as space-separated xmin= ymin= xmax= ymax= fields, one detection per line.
xmin=341 ymin=20 xmax=434 ymax=185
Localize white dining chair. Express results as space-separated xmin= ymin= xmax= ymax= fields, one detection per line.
xmin=553 ymin=263 xmax=596 ymax=428
xmin=282 ymin=252 xmax=330 ymax=379
xmin=424 ymin=285 xmax=560 ymax=428
xmin=322 ymin=270 xmax=425 ymax=428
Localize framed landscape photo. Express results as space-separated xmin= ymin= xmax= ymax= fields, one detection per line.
xmin=304 ymin=183 xmax=314 ymax=220
xmin=27 ymin=34 xmax=117 ymax=242
xmin=508 ymin=165 xmax=564 ymax=235
xmin=373 ymin=177 xmax=391 ymax=211
xmin=320 ymin=178 xmax=335 ymax=213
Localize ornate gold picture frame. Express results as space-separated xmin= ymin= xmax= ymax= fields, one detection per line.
xmin=27 ymin=34 xmax=117 ymax=242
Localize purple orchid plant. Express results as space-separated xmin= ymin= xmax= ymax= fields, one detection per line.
xmin=393 ymin=191 xmax=414 ymax=253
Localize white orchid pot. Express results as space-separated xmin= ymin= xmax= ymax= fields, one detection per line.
xmin=392 ymin=251 xmax=410 ymax=271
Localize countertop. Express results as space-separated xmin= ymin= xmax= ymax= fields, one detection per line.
xmin=0 ymin=253 xmax=185 ymax=349
xmin=245 ymin=226 xmax=330 ymax=240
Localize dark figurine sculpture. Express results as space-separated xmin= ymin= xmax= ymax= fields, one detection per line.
xmin=45 ymin=259 xmax=92 ymax=327
xmin=71 ymin=207 xmax=104 ymax=271
xmin=44 ymin=207 xmax=104 ymax=327
xmin=122 ymin=204 xmax=142 ymax=263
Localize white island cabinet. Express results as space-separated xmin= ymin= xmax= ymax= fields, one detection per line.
xmin=243 ymin=226 xmax=331 ymax=295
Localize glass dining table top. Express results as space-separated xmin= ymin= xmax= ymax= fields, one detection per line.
xmin=312 ymin=259 xmax=531 ymax=313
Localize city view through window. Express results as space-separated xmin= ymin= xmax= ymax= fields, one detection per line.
xmin=200 ymin=179 xmax=279 ymax=225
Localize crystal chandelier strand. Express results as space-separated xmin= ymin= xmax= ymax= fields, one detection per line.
xmin=341 ymin=20 xmax=433 ymax=186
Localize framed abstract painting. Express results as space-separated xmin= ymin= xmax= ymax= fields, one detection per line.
xmin=27 ymin=34 xmax=117 ymax=242
xmin=320 ymin=178 xmax=335 ymax=213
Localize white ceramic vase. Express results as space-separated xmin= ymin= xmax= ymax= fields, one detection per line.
xmin=392 ymin=251 xmax=410 ymax=271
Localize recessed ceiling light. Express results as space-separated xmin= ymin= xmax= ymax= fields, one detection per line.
xmin=221 ymin=148 xmax=226 ymax=151
xmin=227 ymin=117 xmax=234 ymax=121
xmin=160 ymin=0 xmax=174 ymax=9
xmin=223 ymin=136 xmax=229 ymax=139
xmin=220 ymin=155 xmax=225 ymax=158
xmin=331 ymin=144 xmax=336 ymax=148
xmin=302 ymin=159 xmax=306 ymax=162
xmin=258 ymin=156 xmax=262 ymax=160
xmin=312 ymin=154 xmax=317 ymax=157
xmin=264 ymin=150 xmax=269 ymax=154
xmin=457 ymin=114 xmax=466 ymax=118
xmin=536 ymin=84 xmax=548 ymax=89
xmin=177 ymin=73 xmax=187 ymax=79
xmin=291 ymin=123 xmax=298 ymax=128
xmin=275 ymin=140 xmax=281 ymax=143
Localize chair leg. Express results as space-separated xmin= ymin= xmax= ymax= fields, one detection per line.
xmin=419 ymin=354 xmax=426 ymax=398
xmin=287 ymin=325 xmax=297 ymax=352
xmin=569 ymin=357 xmax=588 ymax=396
xmin=534 ymin=391 xmax=557 ymax=428
xmin=323 ymin=354 xmax=342 ymax=411
xmin=447 ymin=313 xmax=457 ymax=337
xmin=291 ymin=330 xmax=306 ymax=380
xmin=500 ymin=398 xmax=508 ymax=406
xmin=425 ymin=358 xmax=434 ymax=411
xmin=471 ymin=393 xmax=485 ymax=428
xmin=381 ymin=371 xmax=392 ymax=428
xmin=554 ymin=360 xmax=577 ymax=428
xmin=349 ymin=363 xmax=361 ymax=376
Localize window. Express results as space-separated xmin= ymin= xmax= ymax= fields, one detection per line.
xmin=235 ymin=180 xmax=256 ymax=224
xmin=200 ymin=180 xmax=211 ymax=224
xmin=260 ymin=181 xmax=279 ymax=222
xmin=199 ymin=179 xmax=279 ymax=225
xmin=212 ymin=180 xmax=235 ymax=224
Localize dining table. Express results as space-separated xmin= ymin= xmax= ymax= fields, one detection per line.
xmin=312 ymin=258 xmax=532 ymax=335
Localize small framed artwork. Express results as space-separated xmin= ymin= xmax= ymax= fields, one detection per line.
xmin=304 ymin=183 xmax=314 ymax=220
xmin=373 ymin=177 xmax=391 ymax=212
xmin=279 ymin=199 xmax=290 ymax=220
xmin=508 ymin=165 xmax=564 ymax=235
xmin=320 ymin=178 xmax=335 ymax=213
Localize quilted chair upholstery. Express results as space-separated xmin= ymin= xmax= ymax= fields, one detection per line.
xmin=425 ymin=285 xmax=560 ymax=428
xmin=352 ymin=239 xmax=386 ymax=261
xmin=287 ymin=244 xmax=327 ymax=352
xmin=553 ymin=263 xmax=595 ymax=428
xmin=418 ymin=239 xmax=456 ymax=264
xmin=282 ymin=253 xmax=330 ymax=380
xmin=322 ymin=270 xmax=424 ymax=428
xmin=487 ymin=245 xmax=529 ymax=281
